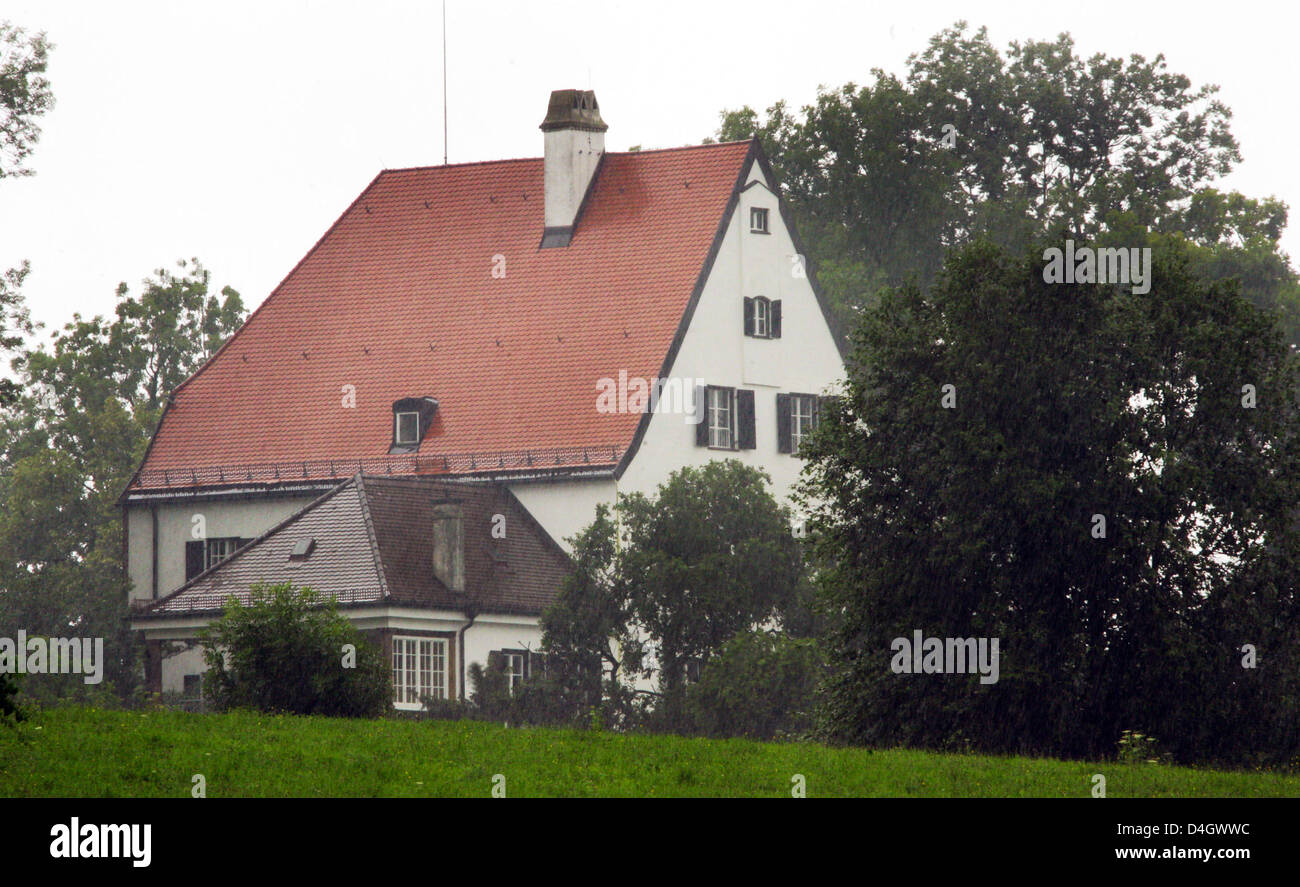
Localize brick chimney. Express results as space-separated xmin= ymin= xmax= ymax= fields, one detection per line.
xmin=539 ymin=89 xmax=606 ymax=248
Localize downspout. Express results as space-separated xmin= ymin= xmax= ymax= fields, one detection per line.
xmin=457 ymin=612 xmax=476 ymax=702
xmin=150 ymin=505 xmax=159 ymax=600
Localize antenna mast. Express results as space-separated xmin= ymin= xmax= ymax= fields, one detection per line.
xmin=442 ymin=0 xmax=448 ymax=165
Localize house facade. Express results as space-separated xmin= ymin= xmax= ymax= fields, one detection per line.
xmin=124 ymin=89 xmax=845 ymax=703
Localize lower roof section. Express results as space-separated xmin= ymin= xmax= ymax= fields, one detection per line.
xmin=132 ymin=474 xmax=572 ymax=621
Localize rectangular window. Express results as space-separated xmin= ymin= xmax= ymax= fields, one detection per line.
xmin=182 ymin=674 xmax=202 ymax=698
xmin=392 ymin=636 xmax=447 ymax=709
xmin=749 ymin=207 xmax=769 ymax=233
xmin=504 ymin=652 xmax=526 ymax=693
xmin=743 ymin=297 xmax=781 ymax=339
xmin=205 ymin=537 xmax=240 ymax=570
xmin=790 ymin=394 xmax=820 ymax=453
xmin=395 ymin=411 xmax=421 ymax=445
xmin=707 ymin=386 xmax=735 ymax=449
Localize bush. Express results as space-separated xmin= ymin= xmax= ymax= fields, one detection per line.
xmin=1 ymin=672 xmax=26 ymax=723
xmin=464 ymin=660 xmax=574 ymax=727
xmin=199 ymin=583 xmax=390 ymax=717
xmin=681 ymin=631 xmax=823 ymax=740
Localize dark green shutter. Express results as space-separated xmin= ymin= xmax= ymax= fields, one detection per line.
xmin=737 ymin=389 xmax=755 ymax=449
xmin=695 ymin=385 xmax=710 ymax=446
xmin=776 ymin=393 xmax=792 ymax=453
xmin=487 ymin=651 xmax=504 ymax=673
xmin=770 ymin=300 xmax=782 ymax=338
xmin=185 ymin=541 xmax=205 ymax=581
xmin=743 ymin=297 xmax=754 ymax=336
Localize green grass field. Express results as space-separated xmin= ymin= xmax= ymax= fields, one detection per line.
xmin=1 ymin=707 xmax=1296 ymax=797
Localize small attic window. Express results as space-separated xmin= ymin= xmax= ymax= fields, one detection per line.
xmin=750 ymin=207 xmax=770 ymax=233
xmin=395 ymin=411 xmax=420 ymax=445
xmin=288 ymin=538 xmax=316 ymax=562
xmin=390 ymin=397 xmax=439 ymax=454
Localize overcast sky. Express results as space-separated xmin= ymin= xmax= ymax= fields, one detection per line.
xmin=1 ymin=0 xmax=1296 ymax=339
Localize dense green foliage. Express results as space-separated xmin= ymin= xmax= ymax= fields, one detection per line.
xmin=716 ymin=22 xmax=1300 ymax=344
xmin=0 ymin=671 xmax=23 ymax=722
xmin=541 ymin=461 xmax=811 ymax=732
xmin=199 ymin=583 xmax=390 ymax=718
xmin=0 ymin=20 xmax=51 ymax=407
xmin=0 ymin=261 xmax=244 ymax=706
xmin=800 ymin=235 xmax=1300 ymax=766
xmin=3 ymin=707 xmax=1298 ymax=797
xmin=681 ymin=630 xmax=823 ymax=740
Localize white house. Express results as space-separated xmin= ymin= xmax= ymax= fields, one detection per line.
xmin=123 ymin=89 xmax=846 ymax=704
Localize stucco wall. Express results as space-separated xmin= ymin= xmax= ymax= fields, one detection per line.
xmin=618 ymin=157 xmax=845 ymax=508
xmin=125 ymin=492 xmax=325 ymax=604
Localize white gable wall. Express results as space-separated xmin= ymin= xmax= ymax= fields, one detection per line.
xmin=617 ymin=157 xmax=844 ymax=507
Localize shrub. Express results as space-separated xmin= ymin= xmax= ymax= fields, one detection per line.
xmin=681 ymin=631 xmax=823 ymax=740
xmin=1 ymin=672 xmax=26 ymax=723
xmin=199 ymin=583 xmax=389 ymax=717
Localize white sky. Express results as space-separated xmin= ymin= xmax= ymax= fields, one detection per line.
xmin=1 ymin=0 xmax=1296 ymax=339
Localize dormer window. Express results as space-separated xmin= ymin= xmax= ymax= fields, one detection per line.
xmin=749 ymin=207 xmax=769 ymax=233
xmin=395 ymin=411 xmax=420 ymax=445
xmin=743 ymin=296 xmax=782 ymax=339
xmin=389 ymin=397 xmax=439 ymax=454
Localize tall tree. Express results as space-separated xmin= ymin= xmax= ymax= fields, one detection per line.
xmin=542 ymin=460 xmax=808 ymax=727
xmin=0 ymin=262 xmax=244 ymax=703
xmin=800 ymin=235 xmax=1300 ymax=765
xmin=0 ymin=20 xmax=52 ymax=405
xmin=0 ymin=20 xmax=53 ymax=180
xmin=717 ymin=22 xmax=1299 ymax=345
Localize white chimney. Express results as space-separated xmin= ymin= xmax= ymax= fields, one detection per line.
xmin=540 ymin=89 xmax=607 ymax=247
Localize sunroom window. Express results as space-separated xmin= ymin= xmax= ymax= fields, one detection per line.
xmin=392 ymin=636 xmax=447 ymax=710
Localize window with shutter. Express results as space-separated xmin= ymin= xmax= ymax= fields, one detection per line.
xmin=745 ymin=296 xmax=775 ymax=338
xmin=776 ymin=393 xmax=792 ymax=453
xmin=204 ymin=537 xmax=241 ymax=571
xmin=694 ymin=383 xmax=709 ymax=446
xmin=778 ymin=393 xmax=822 ymax=455
xmin=706 ymin=386 xmax=736 ymax=449
xmin=737 ymin=389 xmax=756 ymax=449
xmin=790 ymin=394 xmax=818 ymax=452
xmin=491 ymin=650 xmax=527 ymax=694
xmin=184 ymin=541 xmax=205 ymax=582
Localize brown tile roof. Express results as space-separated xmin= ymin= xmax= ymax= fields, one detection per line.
xmin=127 ymin=141 xmax=757 ymax=493
xmin=135 ymin=474 xmax=572 ymax=619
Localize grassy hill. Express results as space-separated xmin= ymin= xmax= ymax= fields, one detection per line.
xmin=1 ymin=707 xmax=1297 ymax=798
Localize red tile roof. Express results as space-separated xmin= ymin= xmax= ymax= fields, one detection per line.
xmin=136 ymin=475 xmax=572 ymax=618
xmin=127 ymin=141 xmax=756 ymax=493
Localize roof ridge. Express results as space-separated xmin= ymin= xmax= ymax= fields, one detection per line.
xmin=376 ymin=140 xmax=751 ymax=176
xmin=353 ymin=473 xmax=391 ymax=600
xmin=607 ymin=140 xmax=752 ymax=157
